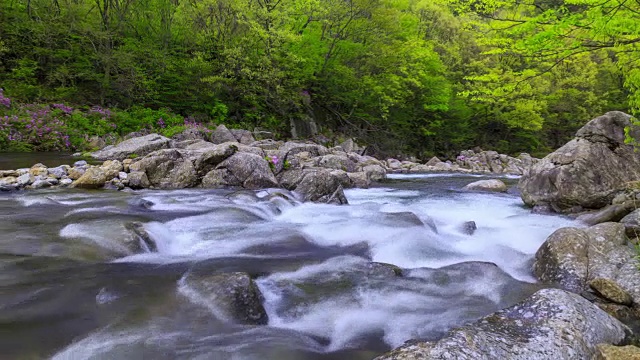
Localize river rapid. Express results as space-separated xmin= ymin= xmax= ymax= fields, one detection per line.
xmin=0 ymin=173 xmax=577 ymax=359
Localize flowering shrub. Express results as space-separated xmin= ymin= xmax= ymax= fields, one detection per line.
xmin=0 ymin=89 xmax=10 ymax=108
xmin=265 ymin=155 xmax=291 ymax=171
xmin=0 ymin=90 xmax=218 ymax=151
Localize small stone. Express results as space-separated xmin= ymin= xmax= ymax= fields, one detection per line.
xmin=30 ymin=179 xmax=52 ymax=189
xmin=464 ymin=179 xmax=508 ymax=193
xmin=59 ymin=178 xmax=73 ymax=186
xmin=29 ymin=163 xmax=48 ymax=176
xmin=73 ymin=160 xmax=88 ymax=167
xmin=118 ymin=172 xmax=128 ymax=180
xmin=17 ymin=173 xmax=34 ymax=186
xmin=0 ymin=176 xmax=17 ymax=185
xmin=67 ymin=167 xmax=86 ymax=180
xmin=460 ymin=221 xmax=477 ymax=235
xmin=127 ymin=171 xmax=150 ymax=189
xmin=589 ymin=278 xmax=633 ymax=306
xmin=122 ymin=158 xmax=133 ymax=172
xmin=47 ymin=166 xmax=68 ymax=179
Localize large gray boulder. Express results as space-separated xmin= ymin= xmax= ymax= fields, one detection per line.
xmin=91 ymin=134 xmax=171 ymax=161
xmin=180 ymin=272 xmax=268 ymax=325
xmin=519 ymin=112 xmax=640 ymax=212
xmin=534 ymin=222 xmax=640 ymax=305
xmin=278 ymin=168 xmax=348 ymax=204
xmin=201 ymin=152 xmax=278 ymax=189
xmin=375 ymin=288 xmax=629 ymax=360
xmin=129 ymin=149 xmax=198 ymax=188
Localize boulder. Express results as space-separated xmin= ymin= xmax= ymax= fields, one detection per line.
xmin=314 ymin=154 xmax=357 ymax=172
xmin=230 ymin=129 xmax=255 ymax=145
xmin=202 ymin=152 xmax=278 ymax=189
xmin=127 ymin=171 xmax=151 ymax=189
xmin=71 ymin=167 xmax=107 ymax=189
xmin=210 ymin=124 xmax=237 ymax=144
xmin=100 ymin=160 xmax=123 ymax=180
xmin=534 ymin=222 xmax=640 ymax=305
xmin=129 ymin=149 xmax=198 ymax=189
xmin=91 ymin=133 xmax=171 ymax=161
xmin=278 ymin=168 xmax=348 ymax=204
xmin=464 ymin=179 xmax=507 ymax=193
xmin=375 ymin=288 xmax=629 ymax=360
xmin=17 ymin=173 xmax=34 ymax=186
xmin=180 ymin=272 xmax=268 ymax=325
xmin=425 ymin=156 xmax=442 ymax=166
xmin=520 ymin=112 xmax=640 ymax=211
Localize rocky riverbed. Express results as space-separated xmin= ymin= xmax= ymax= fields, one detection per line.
xmin=3 ymin=113 xmax=640 ymax=359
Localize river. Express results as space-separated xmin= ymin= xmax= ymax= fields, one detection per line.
xmin=0 ymin=173 xmax=577 ymax=359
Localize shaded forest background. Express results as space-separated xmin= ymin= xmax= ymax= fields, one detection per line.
xmin=0 ymin=0 xmax=637 ymax=158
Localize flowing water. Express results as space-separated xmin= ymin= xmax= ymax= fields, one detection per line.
xmin=0 ymin=173 xmax=578 ymax=359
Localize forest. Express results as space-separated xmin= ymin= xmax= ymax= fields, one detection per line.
xmin=0 ymin=0 xmax=637 ymax=158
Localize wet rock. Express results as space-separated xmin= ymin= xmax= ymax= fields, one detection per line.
xmin=129 ymin=149 xmax=198 ymax=189
xmin=520 ymin=112 xmax=640 ymax=211
xmin=181 ymin=272 xmax=268 ymax=325
xmin=375 ymin=288 xmax=629 ymax=360
xmin=210 ymin=124 xmax=238 ymax=144
xmin=590 ymin=278 xmax=633 ymax=306
xmin=463 ymin=179 xmax=507 ymax=193
xmin=124 ymin=222 xmax=158 ymax=252
xmin=596 ymin=344 xmax=640 ymax=360
xmin=71 ymin=167 xmax=108 ymax=189
xmin=127 ymin=171 xmax=151 ymax=189
xmin=91 ymin=133 xmax=171 ymax=161
xmin=460 ymin=221 xmax=477 ymax=235
xmin=278 ymin=168 xmax=347 ymax=204
xmin=59 ymin=178 xmax=73 ymax=186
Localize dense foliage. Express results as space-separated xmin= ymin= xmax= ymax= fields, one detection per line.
xmin=0 ymin=0 xmax=635 ymax=157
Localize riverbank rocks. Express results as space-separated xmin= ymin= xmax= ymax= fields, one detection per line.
xmin=180 ymin=272 xmax=268 ymax=325
xmin=534 ymin=222 xmax=640 ymax=306
xmin=91 ymin=133 xmax=171 ymax=161
xmin=375 ymin=288 xmax=629 ymax=360
xmin=519 ymin=112 xmax=640 ymax=212
xmin=464 ymin=179 xmax=508 ymax=193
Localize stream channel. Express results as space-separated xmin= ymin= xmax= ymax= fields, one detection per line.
xmin=0 ymin=172 xmax=577 ymax=359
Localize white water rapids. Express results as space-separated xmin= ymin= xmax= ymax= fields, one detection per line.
xmin=0 ymin=173 xmax=578 ymax=359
